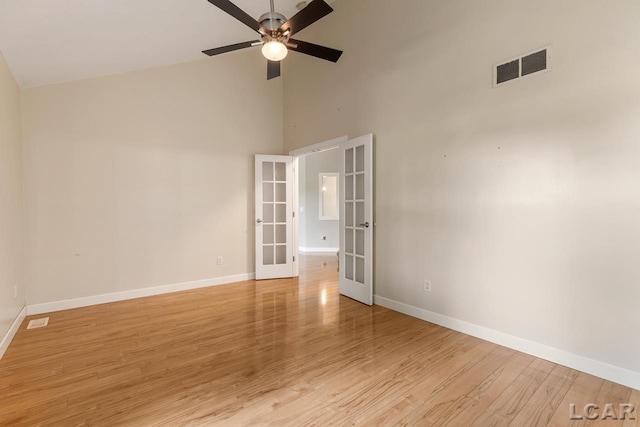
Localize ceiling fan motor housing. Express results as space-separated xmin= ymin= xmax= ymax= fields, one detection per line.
xmin=259 ymin=12 xmax=287 ymax=31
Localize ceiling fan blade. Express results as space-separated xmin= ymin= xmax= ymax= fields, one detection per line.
xmin=278 ymin=0 xmax=333 ymax=36
xmin=288 ymin=39 xmax=343 ymax=63
xmin=207 ymin=0 xmax=264 ymax=33
xmin=267 ymin=61 xmax=281 ymax=80
xmin=202 ymin=40 xmax=259 ymax=56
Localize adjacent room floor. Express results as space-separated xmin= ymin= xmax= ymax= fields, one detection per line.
xmin=0 ymin=255 xmax=637 ymax=426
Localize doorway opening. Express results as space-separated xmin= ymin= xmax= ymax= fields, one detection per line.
xmin=296 ymin=148 xmax=340 ymax=256
xmin=271 ymin=133 xmax=373 ymax=306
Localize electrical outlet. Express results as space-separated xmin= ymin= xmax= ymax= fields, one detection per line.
xmin=424 ymin=280 xmax=432 ymax=292
xmin=217 ymin=256 xmax=223 ymax=265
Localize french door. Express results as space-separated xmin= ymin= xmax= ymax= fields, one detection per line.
xmin=254 ymin=155 xmax=294 ymax=280
xmin=339 ymin=134 xmax=374 ymax=305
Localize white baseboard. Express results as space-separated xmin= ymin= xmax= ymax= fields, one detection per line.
xmin=299 ymin=247 xmax=339 ymax=254
xmin=27 ymin=273 xmax=255 ymax=316
xmin=0 ymin=306 xmax=27 ymax=360
xmin=374 ymin=295 xmax=640 ymax=390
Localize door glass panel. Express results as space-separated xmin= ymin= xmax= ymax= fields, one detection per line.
xmin=263 ymin=162 xmax=274 ymax=181
xmin=275 ymin=183 xmax=286 ymax=203
xmin=356 ymin=202 xmax=365 ymax=227
xmin=263 ymin=246 xmax=274 ymax=265
xmin=345 ymin=148 xmax=354 ymax=174
xmin=274 ymin=162 xmax=286 ymax=181
xmin=345 ymin=229 xmax=354 ymax=254
xmin=263 ymin=225 xmax=274 ymax=244
xmin=275 ymin=224 xmax=286 ymax=244
xmin=346 ymin=202 xmax=354 ymax=227
xmin=355 ymin=257 xmax=365 ymax=284
xmin=263 ymin=203 xmax=274 ymax=223
xmin=356 ymin=145 xmax=365 ymax=172
xmin=345 ymin=254 xmax=354 ymax=280
xmin=356 ymin=174 xmax=364 ymax=200
xmin=345 ymin=175 xmax=354 ymax=201
xmin=276 ymin=245 xmax=286 ymax=265
xmin=275 ymin=204 xmax=286 ymax=223
xmin=356 ymin=229 xmax=364 ymax=256
xmin=263 ymin=183 xmax=274 ymax=202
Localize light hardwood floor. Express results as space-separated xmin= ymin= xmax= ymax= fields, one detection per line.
xmin=1 ymin=255 xmax=637 ymax=426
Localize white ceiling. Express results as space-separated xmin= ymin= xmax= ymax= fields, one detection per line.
xmin=0 ymin=0 xmax=326 ymax=87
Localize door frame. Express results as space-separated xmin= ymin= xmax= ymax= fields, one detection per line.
xmin=288 ymin=135 xmax=348 ymax=278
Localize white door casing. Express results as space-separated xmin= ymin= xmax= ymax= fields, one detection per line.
xmin=255 ymin=155 xmax=294 ymax=280
xmin=339 ymin=134 xmax=374 ymax=305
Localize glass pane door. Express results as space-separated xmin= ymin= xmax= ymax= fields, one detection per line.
xmin=255 ymin=155 xmax=294 ymax=280
xmin=339 ymin=135 xmax=373 ymax=305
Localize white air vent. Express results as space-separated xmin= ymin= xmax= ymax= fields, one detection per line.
xmin=494 ymin=46 xmax=551 ymax=87
xmin=27 ymin=317 xmax=49 ymax=329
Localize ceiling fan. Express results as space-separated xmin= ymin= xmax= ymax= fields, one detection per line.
xmin=202 ymin=0 xmax=343 ymax=80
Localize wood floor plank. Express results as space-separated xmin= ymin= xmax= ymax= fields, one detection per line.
xmin=357 ymin=340 xmax=498 ymax=426
xmin=470 ymin=357 xmax=556 ymax=427
xmin=547 ymin=371 xmax=604 ymax=427
xmin=587 ymin=381 xmax=634 ymax=427
xmin=508 ymin=364 xmax=579 ymax=427
xmin=621 ymin=389 xmax=640 ymax=427
xmin=444 ymin=352 xmax=536 ymax=426
xmin=0 ymin=254 xmax=636 ymax=426
xmin=400 ymin=346 xmax=517 ymax=425
xmin=261 ymin=331 xmax=480 ymax=426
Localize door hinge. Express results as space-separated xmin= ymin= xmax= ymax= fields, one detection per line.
xmin=293 ymin=256 xmax=296 ymax=262
xmin=293 ymin=211 xmax=295 ymax=218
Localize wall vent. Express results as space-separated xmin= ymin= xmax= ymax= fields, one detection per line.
xmin=494 ymin=46 xmax=551 ymax=87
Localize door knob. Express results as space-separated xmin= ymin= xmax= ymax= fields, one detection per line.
xmin=257 ymin=219 xmax=263 ymax=224
xmin=359 ymin=222 xmax=370 ymax=228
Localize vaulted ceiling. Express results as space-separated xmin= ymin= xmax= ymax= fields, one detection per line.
xmin=0 ymin=0 xmax=332 ymax=87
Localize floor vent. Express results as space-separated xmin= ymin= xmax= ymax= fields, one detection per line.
xmin=27 ymin=317 xmax=49 ymax=330
xmin=494 ymin=46 xmax=551 ymax=87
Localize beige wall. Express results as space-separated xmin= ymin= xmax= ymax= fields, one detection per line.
xmin=284 ymin=0 xmax=640 ymax=375
xmin=23 ymin=52 xmax=283 ymax=305
xmin=0 ymin=52 xmax=25 ymax=337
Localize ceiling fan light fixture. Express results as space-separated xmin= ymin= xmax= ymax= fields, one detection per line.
xmin=203 ymin=0 xmax=342 ymax=79
xmin=262 ymin=41 xmax=288 ymax=61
